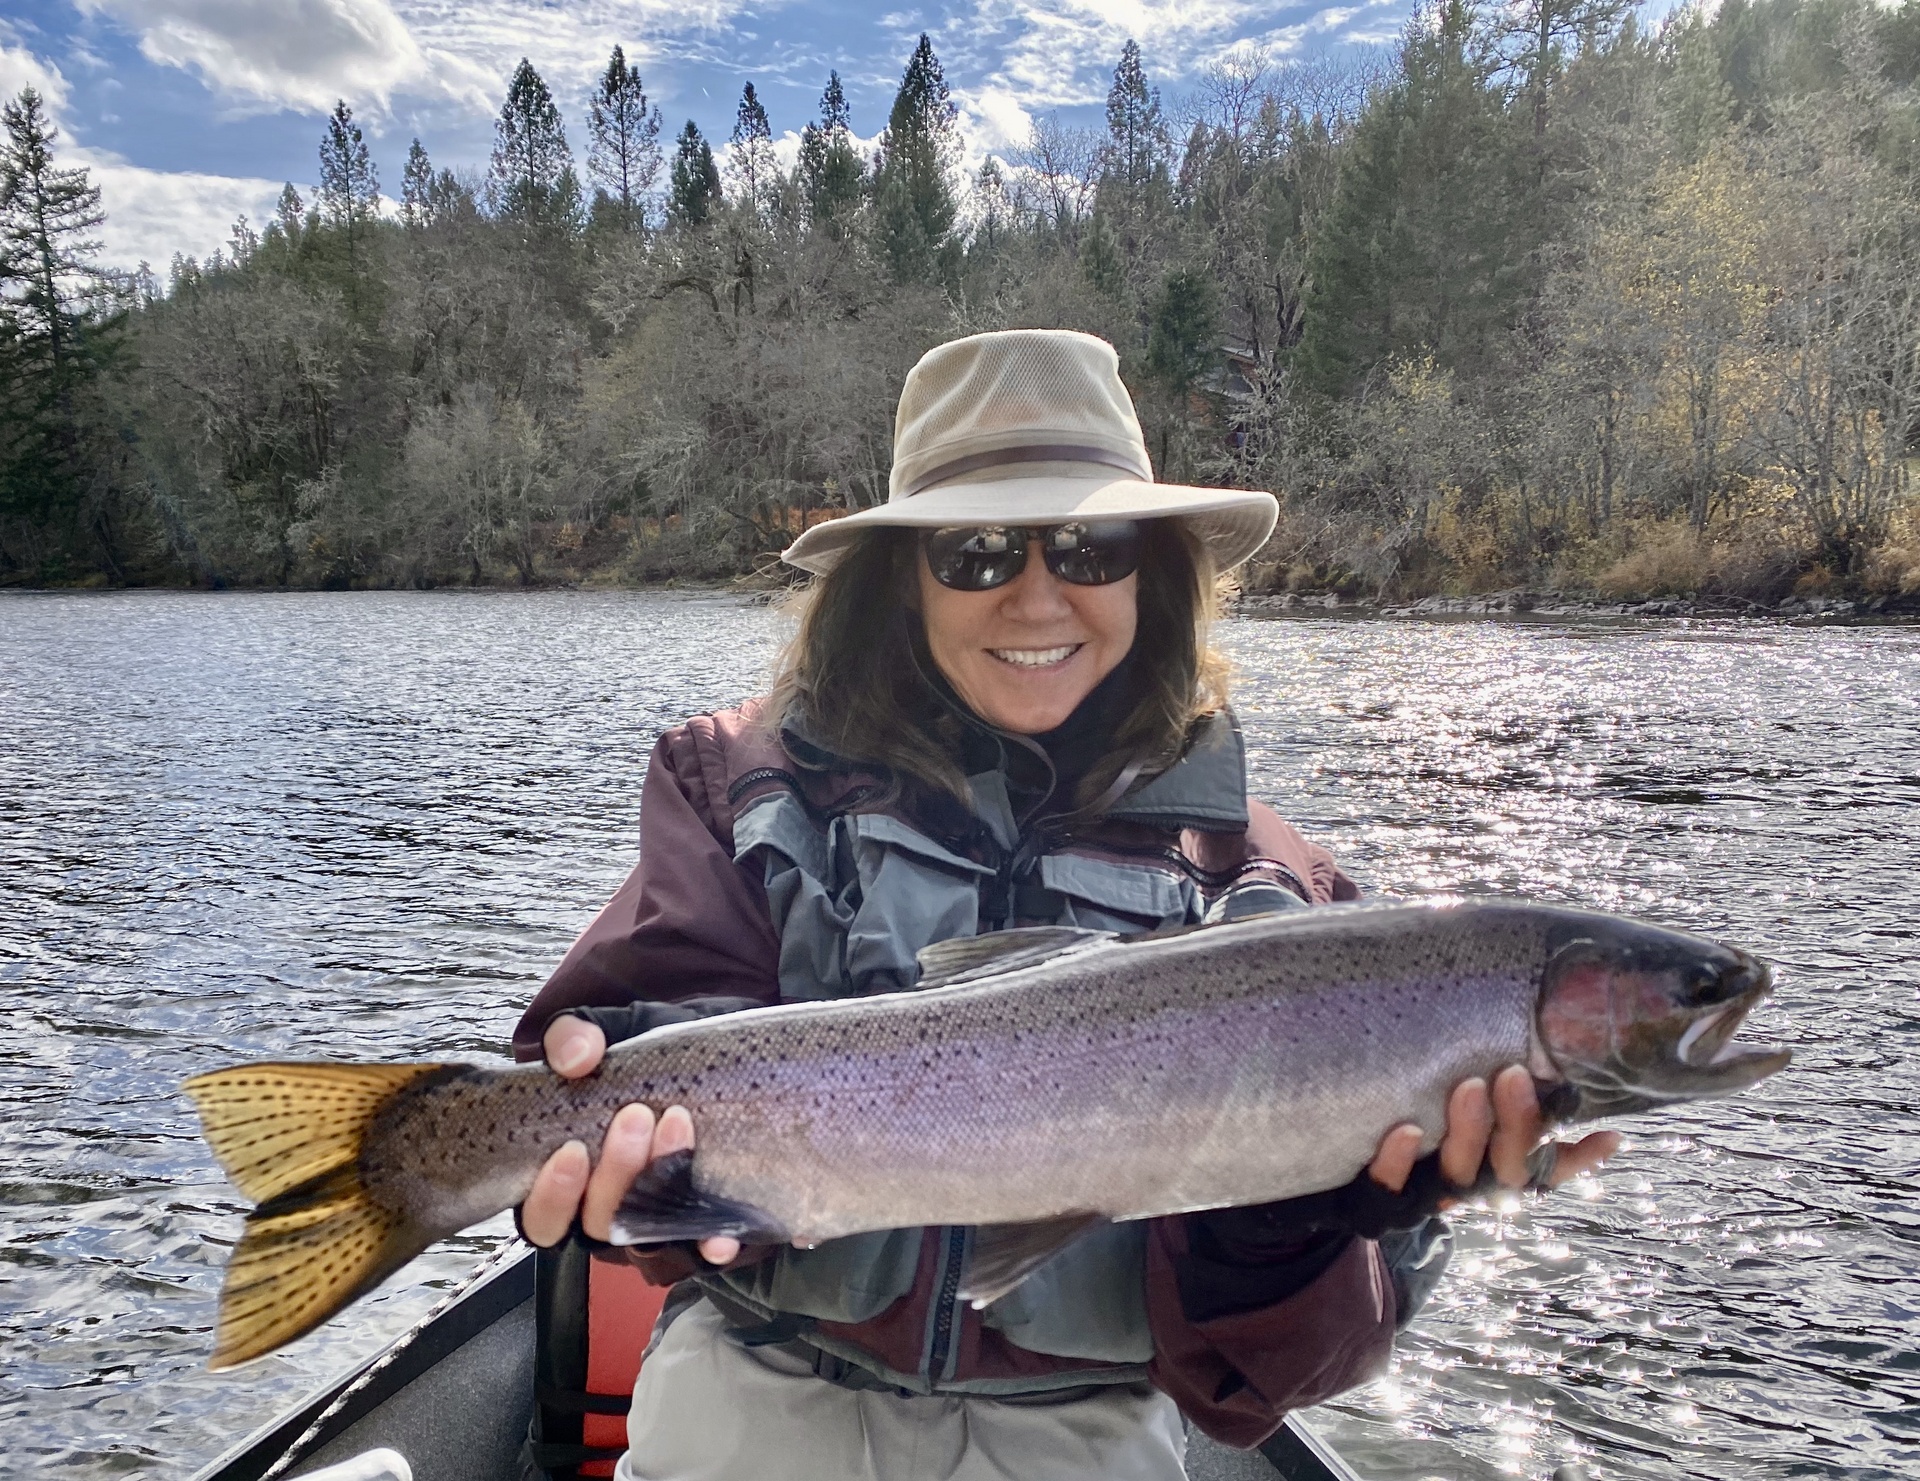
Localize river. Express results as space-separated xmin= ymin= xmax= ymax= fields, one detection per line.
xmin=1 ymin=590 xmax=1915 ymax=1479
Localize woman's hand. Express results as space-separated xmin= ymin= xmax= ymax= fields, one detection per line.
xmin=1366 ymin=1065 xmax=1620 ymax=1203
xmin=518 ymin=1014 xmax=742 ymax=1265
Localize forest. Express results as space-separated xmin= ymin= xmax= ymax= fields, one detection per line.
xmin=1 ymin=0 xmax=1917 ymax=604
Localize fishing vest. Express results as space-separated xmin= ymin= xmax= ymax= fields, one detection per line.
xmin=681 ymin=700 xmax=1353 ymax=1395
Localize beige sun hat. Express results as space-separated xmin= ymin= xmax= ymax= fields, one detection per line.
xmin=781 ymin=328 xmax=1278 ymax=575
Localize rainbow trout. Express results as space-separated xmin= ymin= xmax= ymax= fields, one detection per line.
xmin=186 ymin=900 xmax=1788 ymax=1369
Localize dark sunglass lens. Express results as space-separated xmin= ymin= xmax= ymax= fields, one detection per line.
xmin=1043 ymin=520 xmax=1142 ymax=585
xmin=925 ymin=526 xmax=1029 ymax=590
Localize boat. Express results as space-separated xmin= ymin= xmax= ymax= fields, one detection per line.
xmin=192 ymin=1241 xmax=1365 ymax=1481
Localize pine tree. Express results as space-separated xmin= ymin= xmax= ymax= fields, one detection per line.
xmin=872 ymin=34 xmax=960 ymax=286
xmin=429 ymin=169 xmax=478 ymax=224
xmin=1103 ymin=41 xmax=1167 ymax=193
xmin=1147 ymin=268 xmax=1220 ymax=396
xmin=490 ymin=59 xmax=578 ymax=231
xmin=400 ymin=138 xmax=434 ymax=227
xmin=1080 ymin=212 xmax=1125 ymax=299
xmin=275 ymin=182 xmax=305 ymax=242
xmin=0 ymin=87 xmax=117 ymax=529
xmin=729 ymin=82 xmax=775 ymax=216
xmin=797 ymin=71 xmax=865 ymax=231
xmin=972 ymin=158 xmax=1010 ymax=254
xmin=587 ymin=46 xmax=662 ymax=231
xmin=1294 ymin=0 xmax=1521 ymax=393
xmin=668 ymin=120 xmax=722 ymax=226
xmin=317 ymin=100 xmax=380 ymax=273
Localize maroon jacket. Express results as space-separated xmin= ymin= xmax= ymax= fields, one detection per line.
xmin=515 ymin=702 xmax=1395 ymax=1448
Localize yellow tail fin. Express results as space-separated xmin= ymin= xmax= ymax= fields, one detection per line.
xmin=183 ymin=1061 xmax=449 ymax=1370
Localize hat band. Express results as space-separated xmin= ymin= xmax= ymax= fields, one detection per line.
xmin=901 ymin=444 xmax=1151 ymax=499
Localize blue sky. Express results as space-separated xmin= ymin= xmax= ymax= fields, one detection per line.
xmin=0 ymin=0 xmax=1416 ymax=270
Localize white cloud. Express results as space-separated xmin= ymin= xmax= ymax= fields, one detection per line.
xmin=0 ymin=31 xmax=72 ymax=112
xmin=76 ymin=0 xmax=436 ymax=113
xmin=956 ymin=83 xmax=1033 ymax=153
xmin=83 ymin=152 xmax=285 ymax=270
xmin=3 ymin=34 xmax=283 ymax=270
xmin=73 ymin=0 xmax=769 ymax=122
xmin=955 ymin=0 xmax=1403 ymax=120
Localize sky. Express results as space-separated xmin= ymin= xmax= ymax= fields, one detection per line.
xmin=0 ymin=0 xmax=1419 ymax=271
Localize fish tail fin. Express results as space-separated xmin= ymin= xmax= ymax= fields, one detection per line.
xmin=183 ymin=1061 xmax=450 ymax=1370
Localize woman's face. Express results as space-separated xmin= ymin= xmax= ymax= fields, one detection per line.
xmin=916 ymin=532 xmax=1138 ymax=735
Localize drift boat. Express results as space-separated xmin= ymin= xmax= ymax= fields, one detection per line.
xmin=190 ymin=1242 xmax=1362 ymax=1481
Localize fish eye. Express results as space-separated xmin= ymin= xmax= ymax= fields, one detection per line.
xmin=1681 ymin=962 xmax=1726 ymax=1006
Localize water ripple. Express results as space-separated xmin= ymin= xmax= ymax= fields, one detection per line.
xmin=1 ymin=593 xmax=1913 ymax=1479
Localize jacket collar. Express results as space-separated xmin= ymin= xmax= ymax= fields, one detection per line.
xmin=777 ymin=702 xmax=1249 ymax=836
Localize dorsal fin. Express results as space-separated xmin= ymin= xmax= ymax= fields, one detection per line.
xmin=958 ymin=1214 xmax=1108 ymax=1308
xmin=915 ymin=926 xmax=1114 ymax=989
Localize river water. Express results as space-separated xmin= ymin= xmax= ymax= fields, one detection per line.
xmin=1 ymin=590 xmax=1914 ymax=1480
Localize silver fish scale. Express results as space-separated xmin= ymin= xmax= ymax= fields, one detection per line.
xmin=370 ymin=903 xmax=1556 ymax=1244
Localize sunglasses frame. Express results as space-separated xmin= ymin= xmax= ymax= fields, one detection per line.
xmin=920 ymin=520 xmax=1144 ymax=592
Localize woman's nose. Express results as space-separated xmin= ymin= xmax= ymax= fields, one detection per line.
xmin=997 ymin=547 xmax=1075 ymax=619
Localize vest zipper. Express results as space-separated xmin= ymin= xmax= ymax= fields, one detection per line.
xmin=926 ymin=1225 xmax=968 ymax=1381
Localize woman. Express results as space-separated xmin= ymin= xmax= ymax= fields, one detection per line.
xmin=512 ymin=330 xmax=1615 ymax=1480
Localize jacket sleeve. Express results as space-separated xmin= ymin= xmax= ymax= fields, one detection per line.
xmin=511 ymin=721 xmax=783 ymax=1062
xmin=1145 ymin=1218 xmax=1397 ymax=1449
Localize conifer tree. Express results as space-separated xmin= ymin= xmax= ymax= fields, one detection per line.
xmin=797 ymin=71 xmax=865 ymax=231
xmin=490 ymin=59 xmax=579 ymax=231
xmin=668 ymin=120 xmax=722 ymax=226
xmin=1103 ymin=41 xmax=1167 ymax=193
xmin=400 ymin=138 xmax=434 ymax=227
xmin=1080 ymin=212 xmax=1124 ymax=299
xmin=317 ymin=101 xmax=380 ymax=273
xmin=729 ymin=82 xmax=775 ymax=216
xmin=587 ymin=46 xmax=662 ymax=230
xmin=872 ymin=34 xmax=960 ymax=286
xmin=275 ymin=182 xmax=305 ymax=241
xmin=1294 ymin=0 xmax=1519 ymax=393
xmin=1147 ymin=268 xmax=1220 ymax=396
xmin=0 ymin=87 xmax=116 ymax=529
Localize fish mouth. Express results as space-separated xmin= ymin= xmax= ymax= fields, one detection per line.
xmin=1672 ymin=955 xmax=1789 ymax=1082
xmin=1678 ymin=996 xmax=1770 ymax=1066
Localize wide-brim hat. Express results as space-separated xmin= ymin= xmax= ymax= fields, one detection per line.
xmin=781 ymin=329 xmax=1278 ymax=576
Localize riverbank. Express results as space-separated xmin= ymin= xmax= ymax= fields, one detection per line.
xmin=1237 ymin=589 xmax=1920 ymax=620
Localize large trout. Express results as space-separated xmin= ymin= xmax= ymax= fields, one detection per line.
xmin=186 ymin=900 xmax=1788 ymax=1369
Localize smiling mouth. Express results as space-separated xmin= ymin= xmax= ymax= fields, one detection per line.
xmin=989 ymin=645 xmax=1082 ymax=669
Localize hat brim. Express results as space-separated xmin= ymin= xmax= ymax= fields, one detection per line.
xmin=781 ymin=468 xmax=1279 ymax=576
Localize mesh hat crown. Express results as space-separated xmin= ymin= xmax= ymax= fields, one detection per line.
xmin=781 ymin=329 xmax=1277 ymax=575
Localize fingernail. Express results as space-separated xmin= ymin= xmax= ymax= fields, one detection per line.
xmin=611 ymin=1105 xmax=654 ymax=1147
xmin=551 ymin=1040 xmax=589 ymax=1076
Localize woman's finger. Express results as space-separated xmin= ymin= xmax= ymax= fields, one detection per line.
xmin=1542 ymin=1129 xmax=1621 ymax=1187
xmin=581 ymin=1103 xmax=656 ymax=1242
xmin=1438 ymin=1077 xmax=1493 ymax=1188
xmin=1488 ymin=1065 xmax=1544 ymax=1188
xmin=650 ymin=1106 xmax=739 ymax=1265
xmin=520 ymin=1140 xmax=590 ymax=1248
xmin=543 ymin=1015 xmax=608 ymax=1080
xmin=1367 ymin=1123 xmax=1426 ymax=1194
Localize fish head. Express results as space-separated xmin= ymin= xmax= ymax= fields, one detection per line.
xmin=1534 ymin=914 xmax=1790 ymax=1120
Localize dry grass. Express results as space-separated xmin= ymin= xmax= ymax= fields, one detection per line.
xmin=1583 ymin=518 xmax=1808 ymax=601
xmin=1863 ymin=505 xmax=1920 ymax=596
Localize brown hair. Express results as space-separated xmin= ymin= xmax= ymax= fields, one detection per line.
xmin=766 ymin=521 xmax=1231 ymax=810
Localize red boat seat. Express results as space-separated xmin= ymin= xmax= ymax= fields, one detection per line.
xmin=527 ymin=1237 xmax=669 ymax=1479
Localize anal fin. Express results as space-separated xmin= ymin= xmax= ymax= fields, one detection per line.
xmin=958 ymin=1213 xmax=1107 ymax=1309
xmin=608 ymin=1150 xmax=788 ymax=1246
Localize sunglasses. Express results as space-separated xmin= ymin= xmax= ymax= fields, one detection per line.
xmin=921 ymin=521 xmax=1143 ymax=592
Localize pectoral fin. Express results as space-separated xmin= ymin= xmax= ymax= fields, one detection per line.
xmin=915 ymin=927 xmax=1115 ymax=989
xmin=958 ymin=1213 xmax=1108 ymax=1308
xmin=608 ymin=1150 xmax=788 ymax=1246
